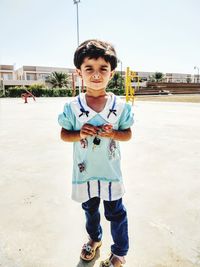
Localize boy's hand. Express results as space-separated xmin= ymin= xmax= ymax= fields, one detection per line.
xmin=80 ymin=123 xmax=99 ymax=139
xmin=101 ymin=124 xmax=113 ymax=133
xmin=98 ymin=124 xmax=115 ymax=139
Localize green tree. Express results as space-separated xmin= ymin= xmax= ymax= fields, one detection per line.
xmin=107 ymin=72 xmax=124 ymax=89
xmin=152 ymin=72 xmax=164 ymax=82
xmin=46 ymin=72 xmax=69 ymax=88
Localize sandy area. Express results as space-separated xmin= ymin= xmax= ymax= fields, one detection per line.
xmin=0 ymin=97 xmax=200 ymax=267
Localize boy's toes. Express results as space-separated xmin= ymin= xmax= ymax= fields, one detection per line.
xmin=80 ymin=240 xmax=102 ymax=261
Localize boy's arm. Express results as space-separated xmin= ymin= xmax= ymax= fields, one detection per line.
xmin=60 ymin=124 xmax=98 ymax=142
xmin=98 ymin=128 xmax=132 ymax=141
xmin=60 ymin=128 xmax=81 ymax=142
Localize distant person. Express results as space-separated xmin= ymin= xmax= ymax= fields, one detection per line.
xmin=58 ymin=39 xmax=134 ymax=267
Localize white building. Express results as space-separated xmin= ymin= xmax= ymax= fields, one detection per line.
xmin=0 ymin=64 xmax=76 ymax=90
xmin=0 ymin=64 xmax=198 ymax=92
xmin=164 ymin=73 xmax=192 ymax=83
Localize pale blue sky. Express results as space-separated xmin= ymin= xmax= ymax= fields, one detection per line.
xmin=1 ymin=0 xmax=200 ymax=74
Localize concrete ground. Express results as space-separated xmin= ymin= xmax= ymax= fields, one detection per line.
xmin=0 ymin=97 xmax=200 ymax=267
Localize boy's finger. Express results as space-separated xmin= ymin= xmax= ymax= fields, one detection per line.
xmin=81 ymin=129 xmax=96 ymax=136
xmin=83 ymin=126 xmax=97 ymax=134
xmin=84 ymin=123 xmax=98 ymax=130
xmin=98 ymin=132 xmax=109 ymax=137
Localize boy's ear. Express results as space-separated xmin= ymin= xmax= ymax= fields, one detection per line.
xmin=110 ymin=70 xmax=115 ymax=79
xmin=76 ymin=69 xmax=82 ymax=77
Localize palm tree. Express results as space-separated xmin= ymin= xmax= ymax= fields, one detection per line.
xmin=152 ymin=72 xmax=164 ymax=82
xmin=108 ymin=72 xmax=124 ymax=89
xmin=46 ymin=72 xmax=69 ymax=88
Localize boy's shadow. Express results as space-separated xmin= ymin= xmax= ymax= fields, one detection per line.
xmin=76 ymin=249 xmax=100 ymax=267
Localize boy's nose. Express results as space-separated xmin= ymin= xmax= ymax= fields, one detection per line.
xmin=92 ymin=72 xmax=101 ymax=79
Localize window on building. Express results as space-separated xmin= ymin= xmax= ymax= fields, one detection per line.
xmin=27 ymin=74 xmax=36 ymax=80
xmin=2 ymin=73 xmax=12 ymax=80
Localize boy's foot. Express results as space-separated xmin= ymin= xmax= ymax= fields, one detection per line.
xmin=80 ymin=239 xmax=102 ymax=261
xmin=100 ymin=254 xmax=124 ymax=267
xmin=111 ymin=256 xmax=123 ymax=267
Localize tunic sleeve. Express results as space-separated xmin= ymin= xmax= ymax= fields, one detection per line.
xmin=58 ymin=103 xmax=74 ymax=130
xmin=118 ymin=103 xmax=134 ymax=130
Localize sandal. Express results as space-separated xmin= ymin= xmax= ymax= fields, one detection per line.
xmin=100 ymin=254 xmax=123 ymax=267
xmin=80 ymin=239 xmax=102 ymax=261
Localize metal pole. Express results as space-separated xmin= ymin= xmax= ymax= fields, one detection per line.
xmin=73 ymin=0 xmax=81 ymax=94
xmin=73 ymin=0 xmax=80 ymax=46
xmin=118 ymin=59 xmax=123 ymax=90
xmin=194 ymin=66 xmax=199 ymax=84
xmin=76 ymin=3 xmax=79 ymax=46
xmin=120 ymin=61 xmax=123 ymax=90
xmin=0 ymin=79 xmax=5 ymax=96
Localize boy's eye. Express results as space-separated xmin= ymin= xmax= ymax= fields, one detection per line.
xmin=84 ymin=68 xmax=108 ymax=72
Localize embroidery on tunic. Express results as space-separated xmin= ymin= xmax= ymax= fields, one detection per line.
xmin=78 ymin=162 xmax=86 ymax=173
xmin=80 ymin=138 xmax=88 ymax=148
xmin=109 ymin=139 xmax=118 ymax=160
xmin=78 ymin=95 xmax=89 ymax=117
xmin=107 ymin=95 xmax=117 ymax=118
xmin=77 ymin=93 xmax=118 ymax=121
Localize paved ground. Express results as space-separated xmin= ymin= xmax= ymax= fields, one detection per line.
xmin=0 ymin=97 xmax=200 ymax=267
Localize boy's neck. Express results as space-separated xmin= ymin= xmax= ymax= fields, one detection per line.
xmin=85 ymin=88 xmax=107 ymax=98
xmin=85 ymin=88 xmax=109 ymax=113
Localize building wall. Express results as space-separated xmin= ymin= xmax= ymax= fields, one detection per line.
xmin=0 ymin=65 xmax=15 ymax=80
xmin=164 ymin=73 xmax=192 ymax=83
xmin=0 ymin=64 xmax=198 ymax=88
xmin=10 ymin=65 xmax=76 ymax=87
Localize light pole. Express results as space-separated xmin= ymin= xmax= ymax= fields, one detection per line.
xmin=0 ymin=78 xmax=5 ymax=96
xmin=73 ymin=0 xmax=80 ymax=46
xmin=194 ymin=66 xmax=199 ymax=83
xmin=73 ymin=0 xmax=81 ymax=93
xmin=118 ymin=59 xmax=123 ymax=89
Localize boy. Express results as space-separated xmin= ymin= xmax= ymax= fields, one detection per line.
xmin=58 ymin=39 xmax=134 ymax=267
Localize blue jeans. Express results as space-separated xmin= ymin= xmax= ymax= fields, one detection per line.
xmin=82 ymin=197 xmax=129 ymax=256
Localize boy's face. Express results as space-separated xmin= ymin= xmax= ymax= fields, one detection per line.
xmin=76 ymin=57 xmax=114 ymax=91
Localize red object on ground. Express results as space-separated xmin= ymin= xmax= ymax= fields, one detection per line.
xmin=21 ymin=90 xmax=36 ymax=103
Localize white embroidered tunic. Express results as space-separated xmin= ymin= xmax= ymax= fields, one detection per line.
xmin=58 ymin=93 xmax=134 ymax=203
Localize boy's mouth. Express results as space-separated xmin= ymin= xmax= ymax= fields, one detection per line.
xmin=91 ymin=80 xmax=102 ymax=83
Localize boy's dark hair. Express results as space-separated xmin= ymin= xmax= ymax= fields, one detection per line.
xmin=74 ymin=39 xmax=118 ymax=71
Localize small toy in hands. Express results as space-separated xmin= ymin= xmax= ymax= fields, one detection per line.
xmin=93 ymin=136 xmax=101 ymax=150
xmin=92 ymin=124 xmax=113 ymax=151
xmin=101 ymin=124 xmax=113 ymax=133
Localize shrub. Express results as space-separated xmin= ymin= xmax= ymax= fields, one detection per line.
xmin=5 ymin=87 xmax=25 ymax=97
xmin=3 ymin=87 xmax=125 ymax=98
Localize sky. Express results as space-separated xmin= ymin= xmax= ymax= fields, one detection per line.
xmin=0 ymin=0 xmax=200 ymax=74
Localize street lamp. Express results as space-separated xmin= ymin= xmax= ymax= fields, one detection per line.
xmin=73 ymin=0 xmax=81 ymax=93
xmin=73 ymin=0 xmax=80 ymax=46
xmin=0 ymin=78 xmax=5 ymax=96
xmin=118 ymin=59 xmax=123 ymax=89
xmin=194 ymin=66 xmax=199 ymax=83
